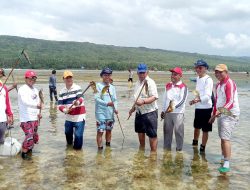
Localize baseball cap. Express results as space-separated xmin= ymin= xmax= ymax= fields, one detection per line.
xmin=0 ymin=68 xmax=5 ymax=76
xmin=25 ymin=70 xmax=37 ymax=78
xmin=137 ymin=63 xmax=148 ymax=73
xmin=215 ymin=64 xmax=228 ymax=72
xmin=194 ymin=59 xmax=209 ymax=69
xmin=63 ymin=70 xmax=73 ymax=78
xmin=100 ymin=67 xmax=112 ymax=76
xmin=169 ymin=67 xmax=183 ymax=76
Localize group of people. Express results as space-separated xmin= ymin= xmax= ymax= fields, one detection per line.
xmin=0 ymin=60 xmax=240 ymax=174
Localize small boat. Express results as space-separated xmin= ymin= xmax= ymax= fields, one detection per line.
xmin=0 ymin=137 xmax=21 ymax=156
xmin=189 ymin=77 xmax=197 ymax=82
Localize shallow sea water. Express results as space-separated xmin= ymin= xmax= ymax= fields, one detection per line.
xmin=0 ymin=70 xmax=249 ymax=190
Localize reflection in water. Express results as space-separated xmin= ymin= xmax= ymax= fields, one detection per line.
xmin=131 ymin=150 xmax=158 ymax=189
xmin=161 ymin=151 xmax=184 ymax=188
xmin=19 ymin=157 xmax=42 ymax=189
xmin=63 ymin=147 xmax=85 ymax=189
xmin=190 ymin=147 xmax=211 ymax=189
xmin=94 ymin=147 xmax=119 ymax=189
xmin=215 ymin=175 xmax=230 ymax=189
xmin=49 ymin=102 xmax=58 ymax=134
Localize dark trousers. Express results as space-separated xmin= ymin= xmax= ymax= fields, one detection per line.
xmin=49 ymin=86 xmax=58 ymax=101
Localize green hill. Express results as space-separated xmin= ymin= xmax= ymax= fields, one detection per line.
xmin=0 ymin=35 xmax=249 ymax=71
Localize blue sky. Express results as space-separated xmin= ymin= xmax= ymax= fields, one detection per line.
xmin=1 ymin=0 xmax=250 ymax=56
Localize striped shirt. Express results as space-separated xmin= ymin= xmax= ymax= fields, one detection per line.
xmin=214 ymin=76 xmax=240 ymax=116
xmin=133 ymin=76 xmax=158 ymax=115
xmin=162 ymin=81 xmax=188 ymax=114
xmin=58 ymin=83 xmax=86 ymax=122
xmin=95 ymin=82 xmax=117 ymax=121
xmin=0 ymin=82 xmax=13 ymax=122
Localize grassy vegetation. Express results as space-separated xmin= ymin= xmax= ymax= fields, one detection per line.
xmin=0 ymin=35 xmax=250 ymax=72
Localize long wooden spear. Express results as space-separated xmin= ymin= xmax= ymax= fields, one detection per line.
xmin=127 ymin=80 xmax=147 ymax=120
xmin=0 ymin=49 xmax=31 ymax=92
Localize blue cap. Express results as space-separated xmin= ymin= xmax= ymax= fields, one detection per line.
xmin=137 ymin=63 xmax=148 ymax=73
xmin=100 ymin=67 xmax=112 ymax=76
xmin=194 ymin=59 xmax=209 ymax=69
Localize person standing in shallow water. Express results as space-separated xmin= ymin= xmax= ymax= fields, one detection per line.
xmin=161 ymin=67 xmax=188 ymax=152
xmin=129 ymin=63 xmax=158 ymax=153
xmin=189 ymin=60 xmax=214 ymax=153
xmin=0 ymin=69 xmax=13 ymax=145
xmin=95 ymin=68 xmax=118 ymax=150
xmin=49 ymin=69 xmax=58 ymax=102
xmin=58 ymin=70 xmax=86 ymax=150
xmin=209 ymin=64 xmax=240 ymax=174
xmin=18 ymin=70 xmax=42 ymax=160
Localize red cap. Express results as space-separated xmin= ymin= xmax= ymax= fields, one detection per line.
xmin=169 ymin=67 xmax=183 ymax=76
xmin=25 ymin=70 xmax=37 ymax=78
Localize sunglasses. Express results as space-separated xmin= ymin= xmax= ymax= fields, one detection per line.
xmin=195 ymin=66 xmax=204 ymax=70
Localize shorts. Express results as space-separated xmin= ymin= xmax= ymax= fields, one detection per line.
xmin=96 ymin=120 xmax=114 ymax=132
xmin=194 ymin=108 xmax=213 ymax=132
xmin=218 ymin=115 xmax=238 ymax=140
xmin=135 ymin=110 xmax=158 ymax=138
xmin=128 ymin=78 xmax=133 ymax=82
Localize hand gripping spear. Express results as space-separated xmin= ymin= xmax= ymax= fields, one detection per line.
xmin=38 ymin=89 xmax=44 ymax=126
xmin=102 ymin=85 xmax=125 ymax=139
xmin=127 ymin=80 xmax=147 ymax=120
xmin=0 ymin=49 xmax=31 ymax=93
xmin=67 ymin=81 xmax=97 ymax=112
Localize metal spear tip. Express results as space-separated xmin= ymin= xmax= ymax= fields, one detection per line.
xmin=21 ymin=49 xmax=32 ymax=64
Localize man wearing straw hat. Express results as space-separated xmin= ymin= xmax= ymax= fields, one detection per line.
xmin=129 ymin=63 xmax=158 ymax=153
xmin=209 ymin=64 xmax=240 ymax=173
xmin=58 ymin=70 xmax=86 ymax=150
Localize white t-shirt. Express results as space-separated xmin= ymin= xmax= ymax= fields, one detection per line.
xmin=18 ymin=84 xmax=39 ymax=122
xmin=195 ymin=74 xmax=213 ymax=109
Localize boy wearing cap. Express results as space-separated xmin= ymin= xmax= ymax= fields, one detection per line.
xmin=58 ymin=70 xmax=86 ymax=150
xmin=18 ymin=70 xmax=42 ymax=160
xmin=161 ymin=67 xmax=188 ymax=151
xmin=95 ymin=68 xmax=118 ymax=149
xmin=0 ymin=69 xmax=14 ymax=145
xmin=49 ymin=70 xmax=58 ymax=102
xmin=209 ymin=64 xmax=240 ymax=173
xmin=189 ymin=60 xmax=214 ymax=153
xmin=129 ymin=63 xmax=158 ymax=153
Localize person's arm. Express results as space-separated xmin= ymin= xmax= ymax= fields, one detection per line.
xmin=58 ymin=91 xmax=68 ymax=113
xmin=7 ymin=83 xmax=17 ymax=92
xmin=200 ymin=77 xmax=213 ymax=104
xmin=162 ymin=88 xmax=168 ymax=112
xmin=223 ymin=80 xmax=235 ymax=110
xmin=94 ymin=84 xmax=109 ymax=106
xmin=139 ymin=80 xmax=158 ymax=105
xmin=4 ymin=86 xmax=13 ymax=125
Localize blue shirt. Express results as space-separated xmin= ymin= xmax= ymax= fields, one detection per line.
xmin=49 ymin=74 xmax=57 ymax=87
xmin=95 ymin=82 xmax=117 ymax=121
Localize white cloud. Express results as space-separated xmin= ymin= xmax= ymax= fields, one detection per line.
xmin=1 ymin=0 xmax=250 ymax=56
xmin=206 ymin=33 xmax=250 ymax=50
